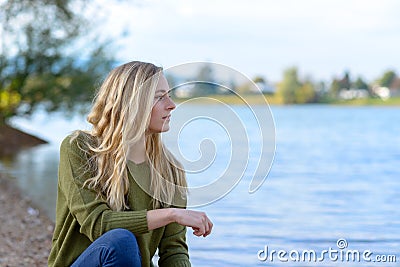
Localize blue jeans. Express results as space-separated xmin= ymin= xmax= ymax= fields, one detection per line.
xmin=71 ymin=228 xmax=141 ymax=267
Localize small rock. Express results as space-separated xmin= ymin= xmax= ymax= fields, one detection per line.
xmin=27 ymin=206 xmax=39 ymax=216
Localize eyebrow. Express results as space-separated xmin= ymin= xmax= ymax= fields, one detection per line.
xmin=155 ymin=89 xmax=171 ymax=94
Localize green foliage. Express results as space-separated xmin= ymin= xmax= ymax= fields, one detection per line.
xmin=378 ymin=70 xmax=397 ymax=88
xmin=353 ymin=77 xmax=369 ymax=90
xmin=0 ymin=90 xmax=21 ymax=119
xmin=276 ymin=68 xmax=318 ymax=104
xmin=0 ymin=0 xmax=114 ymax=123
xmin=328 ymin=71 xmax=353 ymax=97
xmin=277 ymin=67 xmax=301 ymax=104
xmin=253 ymin=75 xmax=266 ymax=84
xmin=295 ymin=81 xmax=316 ymax=103
xmin=338 ymin=71 xmax=351 ymax=90
xmin=328 ymin=79 xmax=341 ymax=98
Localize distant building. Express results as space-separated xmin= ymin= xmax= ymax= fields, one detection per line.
xmin=253 ymin=81 xmax=276 ymax=94
xmin=174 ymin=83 xmax=195 ymax=98
xmin=390 ymin=88 xmax=400 ymax=97
xmin=371 ymin=86 xmax=400 ymax=100
xmin=371 ymin=86 xmax=390 ymax=100
xmin=338 ymin=88 xmax=369 ymax=100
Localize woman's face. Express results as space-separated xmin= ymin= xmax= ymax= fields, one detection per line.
xmin=148 ymin=75 xmax=176 ymax=133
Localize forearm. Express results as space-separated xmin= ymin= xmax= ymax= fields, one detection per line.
xmin=147 ymin=208 xmax=175 ymax=230
xmin=149 ymin=208 xmax=213 ymax=237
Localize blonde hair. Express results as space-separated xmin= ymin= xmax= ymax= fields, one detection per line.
xmin=73 ymin=61 xmax=187 ymax=211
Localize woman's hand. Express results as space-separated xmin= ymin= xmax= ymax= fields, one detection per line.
xmin=147 ymin=208 xmax=213 ymax=237
xmin=170 ymin=208 xmax=213 ymax=237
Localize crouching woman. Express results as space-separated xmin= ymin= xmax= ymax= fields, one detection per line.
xmin=48 ymin=61 xmax=213 ymax=267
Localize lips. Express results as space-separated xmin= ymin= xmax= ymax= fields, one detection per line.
xmin=162 ymin=114 xmax=171 ymax=120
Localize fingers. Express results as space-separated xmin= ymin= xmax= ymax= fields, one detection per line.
xmin=192 ymin=227 xmax=203 ymax=237
xmin=190 ymin=211 xmax=213 ymax=237
xmin=173 ymin=208 xmax=213 ymax=237
xmin=204 ymin=219 xmax=213 ymax=237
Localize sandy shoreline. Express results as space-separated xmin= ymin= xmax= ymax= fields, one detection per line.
xmin=0 ymin=174 xmax=54 ymax=266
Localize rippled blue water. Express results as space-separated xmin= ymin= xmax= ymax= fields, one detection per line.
xmin=1 ymin=105 xmax=399 ymax=266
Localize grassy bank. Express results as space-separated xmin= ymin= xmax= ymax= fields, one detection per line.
xmin=326 ymin=96 xmax=400 ymax=106
xmin=173 ymin=93 xmax=282 ymax=105
xmin=173 ymin=94 xmax=400 ymax=106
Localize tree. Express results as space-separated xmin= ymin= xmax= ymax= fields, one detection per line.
xmin=338 ymin=71 xmax=351 ymax=90
xmin=295 ymin=80 xmax=316 ymax=103
xmin=277 ymin=67 xmax=301 ymax=104
xmin=378 ymin=70 xmax=397 ymax=88
xmin=329 ymin=79 xmax=341 ymax=97
xmin=253 ymin=75 xmax=266 ymax=84
xmin=353 ymin=77 xmax=369 ymax=90
xmin=193 ymin=63 xmax=218 ymax=95
xmin=0 ymin=0 xmax=114 ymax=123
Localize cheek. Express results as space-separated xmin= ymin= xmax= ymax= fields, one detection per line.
xmin=149 ymin=105 xmax=162 ymax=126
xmin=150 ymin=106 xmax=159 ymax=121
xmin=151 ymin=102 xmax=163 ymax=118
xmin=149 ymin=113 xmax=156 ymax=127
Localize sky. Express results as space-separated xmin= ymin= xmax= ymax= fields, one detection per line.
xmin=97 ymin=0 xmax=400 ymax=83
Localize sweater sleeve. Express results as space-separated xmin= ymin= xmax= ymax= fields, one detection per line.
xmin=58 ymin=135 xmax=149 ymax=241
xmin=158 ymin=221 xmax=191 ymax=267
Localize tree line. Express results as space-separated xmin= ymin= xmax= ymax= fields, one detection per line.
xmin=273 ymin=67 xmax=400 ymax=104
xmin=169 ymin=64 xmax=400 ymax=104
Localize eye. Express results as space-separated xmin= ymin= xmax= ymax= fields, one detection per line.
xmin=155 ymin=91 xmax=172 ymax=102
xmin=157 ymin=95 xmax=165 ymax=101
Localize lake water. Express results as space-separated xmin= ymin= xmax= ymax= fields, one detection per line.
xmin=1 ymin=104 xmax=399 ymax=266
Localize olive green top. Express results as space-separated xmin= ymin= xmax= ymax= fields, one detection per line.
xmin=48 ymin=134 xmax=190 ymax=267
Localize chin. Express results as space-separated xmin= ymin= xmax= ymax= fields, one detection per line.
xmin=148 ymin=127 xmax=170 ymax=134
xmin=161 ymin=126 xmax=170 ymax=132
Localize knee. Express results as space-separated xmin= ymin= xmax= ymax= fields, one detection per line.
xmin=106 ymin=228 xmax=138 ymax=248
xmin=102 ymin=229 xmax=141 ymax=265
xmin=107 ymin=228 xmax=135 ymax=240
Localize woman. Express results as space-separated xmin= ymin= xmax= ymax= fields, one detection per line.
xmin=48 ymin=61 xmax=213 ymax=267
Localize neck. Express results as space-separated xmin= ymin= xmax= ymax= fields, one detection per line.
xmin=127 ymin=135 xmax=147 ymax=164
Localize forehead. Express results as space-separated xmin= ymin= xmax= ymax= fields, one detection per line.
xmin=155 ymin=75 xmax=169 ymax=92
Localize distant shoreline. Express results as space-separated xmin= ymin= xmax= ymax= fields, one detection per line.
xmin=0 ymin=124 xmax=48 ymax=156
xmin=173 ymin=95 xmax=400 ymax=106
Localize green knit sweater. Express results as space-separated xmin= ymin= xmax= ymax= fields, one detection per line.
xmin=48 ymin=134 xmax=191 ymax=267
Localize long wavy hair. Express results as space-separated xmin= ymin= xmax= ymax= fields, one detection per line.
xmin=72 ymin=61 xmax=187 ymax=211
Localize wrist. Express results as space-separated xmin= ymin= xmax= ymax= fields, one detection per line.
xmin=168 ymin=208 xmax=177 ymax=224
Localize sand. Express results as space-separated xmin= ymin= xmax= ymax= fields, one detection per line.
xmin=0 ymin=174 xmax=54 ymax=266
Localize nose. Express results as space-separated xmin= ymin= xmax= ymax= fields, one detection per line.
xmin=167 ymin=96 xmax=176 ymax=110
